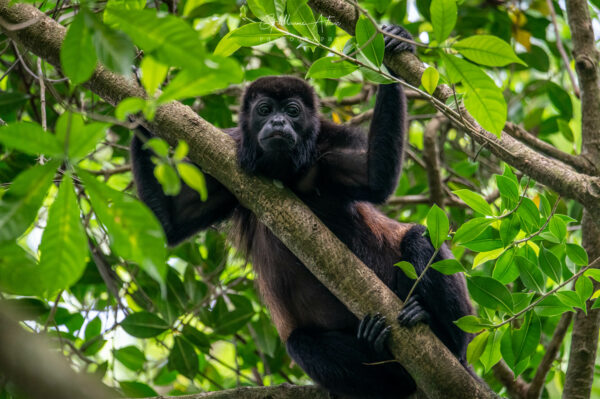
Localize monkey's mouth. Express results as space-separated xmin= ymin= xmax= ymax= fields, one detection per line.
xmin=260 ymin=130 xmax=296 ymax=148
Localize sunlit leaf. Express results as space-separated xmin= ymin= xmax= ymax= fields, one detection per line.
xmin=61 ymin=12 xmax=97 ymax=85
xmin=307 ymin=57 xmax=358 ymax=79
xmin=452 ymin=35 xmax=526 ymax=66
xmin=430 ymin=0 xmax=456 ymax=42
xmin=395 ymin=261 xmax=418 ymax=279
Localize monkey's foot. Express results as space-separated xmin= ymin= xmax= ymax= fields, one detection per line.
xmin=398 ymin=295 xmax=430 ymax=327
xmin=357 ymin=314 xmax=391 ymax=355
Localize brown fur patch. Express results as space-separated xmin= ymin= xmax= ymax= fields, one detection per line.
xmin=355 ymin=203 xmax=412 ymax=246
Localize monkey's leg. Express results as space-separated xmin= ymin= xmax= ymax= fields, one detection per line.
xmin=286 ymin=325 xmax=416 ymax=399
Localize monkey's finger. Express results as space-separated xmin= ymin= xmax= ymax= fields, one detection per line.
xmin=363 ymin=313 xmax=382 ymax=339
xmin=357 ymin=314 xmax=372 ymax=339
xmin=373 ymin=326 xmax=392 ymax=353
xmin=367 ymin=316 xmax=388 ymax=343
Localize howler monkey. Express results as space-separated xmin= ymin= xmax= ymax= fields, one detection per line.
xmin=131 ymin=25 xmax=473 ymax=398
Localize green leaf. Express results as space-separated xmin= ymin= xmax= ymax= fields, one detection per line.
xmin=473 ymin=248 xmax=504 ymax=268
xmin=121 ymin=312 xmax=169 ymax=338
xmin=516 ymin=198 xmax=540 ymax=233
xmin=229 ymin=23 xmax=283 ymax=47
xmin=247 ymin=0 xmax=277 ymax=23
xmin=511 ymin=312 xmax=540 ymax=364
xmin=430 ymin=0 xmax=456 ymax=42
xmin=467 ymin=331 xmax=489 ymax=364
xmin=496 ymin=175 xmax=519 ymax=203
xmin=119 ymin=381 xmax=157 ymax=398
xmin=214 ymin=29 xmax=241 ymax=57
xmin=515 ymin=256 xmax=545 ymax=292
xmin=87 ymin=13 xmax=135 ymax=77
xmin=251 ymin=314 xmax=278 ymax=357
xmin=493 ymin=248 xmax=519 ymax=284
xmin=114 ymin=346 xmax=146 ymax=372
xmin=104 ymin=7 xmax=204 ymax=70
xmin=453 ymin=189 xmax=492 ymax=216
xmin=548 ymin=216 xmax=567 ymax=242
xmin=499 ymin=216 xmax=520 ymax=247
xmin=182 ymin=325 xmax=211 ymax=350
xmin=431 ymin=259 xmax=466 ymax=275
xmin=306 ymin=57 xmax=358 ymax=79
xmin=158 ymin=57 xmax=243 ymax=103
xmin=140 ymin=56 xmax=168 ymax=97
xmin=213 ymin=294 xmax=254 ymax=335
xmin=454 ymin=315 xmax=492 ymax=333
xmin=168 ymin=336 xmax=198 ymax=379
xmin=555 ymin=290 xmax=583 ymax=311
xmin=79 ymin=171 xmax=167 ymax=285
xmin=453 ymin=217 xmax=492 ymax=244
xmin=566 ymin=243 xmax=588 ymax=266
xmin=467 ymin=276 xmax=513 ymax=313
xmin=287 ymin=0 xmax=319 ymax=43
xmin=547 ymin=81 xmax=573 ymax=120
xmin=421 ymin=66 xmax=439 ymax=94
xmin=480 ymin=328 xmax=502 ymax=372
xmin=539 ymin=245 xmax=562 ymax=284
xmin=426 ymin=204 xmax=449 ymax=249
xmin=395 ymin=261 xmax=418 ymax=279
xmin=576 ymin=276 xmax=594 ymax=303
xmin=115 ymin=97 xmax=147 ymax=121
xmin=535 ymin=295 xmax=573 ymax=317
xmin=0 ymin=162 xmax=58 ymax=244
xmin=441 ymin=53 xmax=507 ymax=137
xmin=177 ymin=163 xmax=208 ymax=201
xmin=173 ymin=141 xmax=189 ymax=161
xmin=61 ymin=12 xmax=97 ymax=85
xmin=0 ymin=122 xmax=63 ymax=158
xmin=56 ymin=113 xmax=108 ymax=162
xmin=461 ymin=227 xmax=503 ymax=252
xmin=452 ymin=35 xmax=525 ymax=66
xmin=584 ymin=269 xmax=600 ymax=283
xmin=355 ymin=16 xmax=385 ymax=67
xmin=37 ymin=175 xmax=88 ymax=293
xmin=154 ymin=162 xmax=181 ymax=196
xmin=0 ymin=243 xmax=40 ymax=295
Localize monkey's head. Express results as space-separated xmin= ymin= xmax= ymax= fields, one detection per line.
xmin=238 ymin=76 xmax=320 ymax=181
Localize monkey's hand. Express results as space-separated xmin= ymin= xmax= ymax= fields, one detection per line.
xmin=382 ymin=24 xmax=416 ymax=55
xmin=397 ymin=295 xmax=431 ymax=328
xmin=357 ymin=314 xmax=392 ymax=357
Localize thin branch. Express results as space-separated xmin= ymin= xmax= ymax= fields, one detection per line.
xmin=422 ymin=115 xmax=445 ymax=206
xmin=403 ymin=246 xmax=442 ymax=305
xmin=526 ymin=312 xmax=573 ymax=399
xmin=545 ymin=0 xmax=580 ymax=98
xmin=493 ymin=255 xmax=600 ymax=329
xmin=492 ymin=360 xmax=528 ymax=399
xmin=505 ymin=123 xmax=596 ymax=176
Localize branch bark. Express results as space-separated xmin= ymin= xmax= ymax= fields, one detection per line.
xmin=0 ymin=306 xmax=117 ymax=399
xmin=0 ymin=2 xmax=495 ymax=398
xmin=562 ymin=1 xmax=600 ymax=398
xmin=307 ymin=0 xmax=600 ymax=228
xmin=422 ymin=115 xmax=445 ymax=207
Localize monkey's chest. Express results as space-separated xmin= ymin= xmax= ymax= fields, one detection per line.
xmin=237 ymin=218 xmax=356 ymax=341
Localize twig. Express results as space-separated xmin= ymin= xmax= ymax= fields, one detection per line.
xmin=403 ymin=246 xmax=442 ymax=305
xmin=493 ymin=255 xmax=600 ymax=329
xmin=36 ymin=57 xmax=46 ymax=131
xmin=545 ymin=0 xmax=580 ymax=98
xmin=505 ymin=123 xmax=596 ymax=175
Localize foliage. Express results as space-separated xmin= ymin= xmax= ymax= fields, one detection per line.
xmin=0 ymin=0 xmax=595 ymax=398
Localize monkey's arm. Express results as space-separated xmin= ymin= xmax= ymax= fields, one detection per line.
xmin=319 ymin=25 xmax=413 ymax=204
xmin=131 ymin=127 xmax=238 ymax=246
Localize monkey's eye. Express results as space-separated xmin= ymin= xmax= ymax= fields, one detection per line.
xmin=286 ymin=104 xmax=300 ymax=117
xmin=257 ymin=103 xmax=272 ymax=116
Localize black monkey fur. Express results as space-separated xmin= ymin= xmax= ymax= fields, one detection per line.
xmin=131 ymin=25 xmax=473 ymax=398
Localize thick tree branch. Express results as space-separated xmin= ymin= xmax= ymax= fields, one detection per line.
xmin=491 ymin=361 xmax=528 ymax=399
xmin=0 ymin=2 xmax=494 ymax=398
xmin=307 ymin=0 xmax=600 ymax=228
xmin=143 ymin=384 xmax=329 ymax=399
xmin=563 ymin=1 xmax=600 ymax=398
xmin=0 ymin=306 xmax=117 ymax=399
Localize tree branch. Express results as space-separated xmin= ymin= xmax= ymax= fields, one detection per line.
xmin=422 ymin=115 xmax=445 ymax=206
xmin=527 ymin=312 xmax=572 ymax=399
xmin=307 ymin=0 xmax=600 ymax=228
xmin=562 ymin=1 xmax=600 ymax=398
xmin=0 ymin=2 xmax=495 ymax=398
xmin=491 ymin=361 xmax=528 ymax=399
xmin=504 ymin=122 xmax=597 ymax=176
